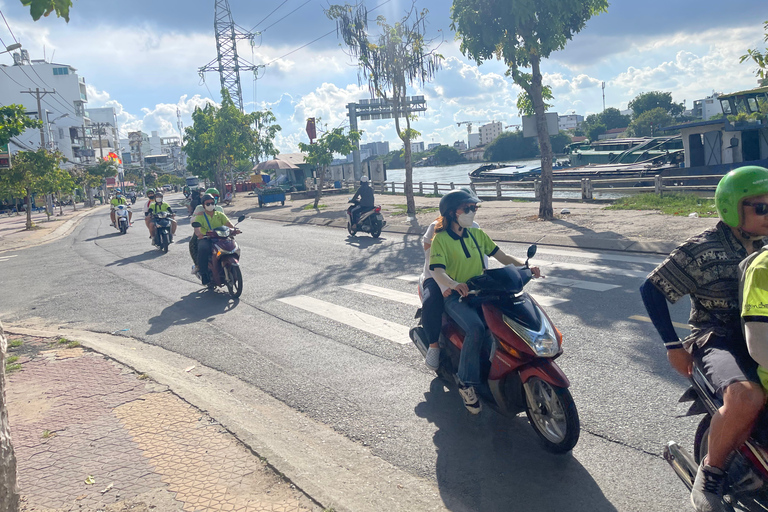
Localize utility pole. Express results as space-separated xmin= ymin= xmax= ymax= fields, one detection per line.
xmin=21 ymin=88 xmax=55 ymax=148
xmin=601 ymin=82 xmax=606 ymax=112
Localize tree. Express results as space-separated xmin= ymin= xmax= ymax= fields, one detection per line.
xmin=433 ymin=145 xmax=464 ymax=165
xmin=600 ymin=107 xmax=631 ymax=130
xmin=548 ymin=131 xmax=573 ymax=154
xmin=587 ymin=122 xmax=607 ymax=142
xmin=327 ymin=2 xmax=442 ymax=218
xmin=517 ymin=86 xmax=553 ymax=117
xmin=628 ymin=91 xmax=683 ymax=119
xmin=484 ymin=131 xmax=538 ymax=162
xmin=0 ymin=105 xmax=41 ymax=147
xmin=156 ymin=174 xmax=185 ymax=187
xmin=451 ymin=0 xmax=608 ymax=220
xmin=627 ymin=107 xmax=674 ymax=137
xmin=20 ymin=0 xmax=72 ymax=22
xmin=0 ymin=149 xmax=60 ymax=229
xmin=299 ymin=126 xmax=361 ymax=208
xmin=741 ymin=21 xmax=768 ymax=85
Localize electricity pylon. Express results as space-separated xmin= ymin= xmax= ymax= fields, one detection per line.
xmin=198 ymin=0 xmax=259 ymax=112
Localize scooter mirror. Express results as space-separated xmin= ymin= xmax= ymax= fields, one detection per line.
xmin=527 ymin=244 xmax=537 ymax=260
xmin=237 ymin=215 xmax=246 ymax=223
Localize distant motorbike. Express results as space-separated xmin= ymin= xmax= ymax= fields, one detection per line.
xmin=409 ymin=245 xmax=580 ymax=454
xmin=196 ymin=215 xmax=246 ymax=298
xmin=664 ymin=366 xmax=768 ymax=510
xmin=114 ymin=204 xmax=130 ymax=234
xmin=346 ymin=199 xmax=386 ymax=238
xmin=151 ymin=211 xmax=173 ymax=253
xmin=130 ymin=196 xmax=137 ymax=205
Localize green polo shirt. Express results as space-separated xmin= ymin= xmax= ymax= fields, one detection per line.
xmin=110 ymin=197 xmax=126 ymax=207
xmin=193 ymin=210 xmax=230 ymax=235
xmin=429 ymin=227 xmax=498 ymax=284
xmin=148 ymin=202 xmax=173 ymax=215
xmin=742 ymin=249 xmax=768 ymax=389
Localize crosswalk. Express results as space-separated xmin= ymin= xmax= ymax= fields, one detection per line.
xmin=279 ymin=250 xmax=664 ymax=345
xmin=0 ymin=254 xmax=17 ymax=263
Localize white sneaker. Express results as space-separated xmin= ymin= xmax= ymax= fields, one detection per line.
xmin=425 ymin=347 xmax=440 ymax=371
xmin=458 ymin=385 xmax=482 ymax=414
xmin=191 ymin=265 xmax=198 ymax=275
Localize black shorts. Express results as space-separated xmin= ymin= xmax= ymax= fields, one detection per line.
xmin=691 ymin=334 xmax=760 ymax=396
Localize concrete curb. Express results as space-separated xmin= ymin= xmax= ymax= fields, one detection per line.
xmin=6 ymin=324 xmax=448 ymax=512
xmin=0 ymin=205 xmax=107 ymax=255
xmin=245 ymin=211 xmax=679 ymax=256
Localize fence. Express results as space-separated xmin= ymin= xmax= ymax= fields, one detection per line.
xmin=315 ymin=174 xmax=719 ymax=202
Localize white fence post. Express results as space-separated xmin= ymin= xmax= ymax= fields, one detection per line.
xmin=418 ymin=182 xmax=423 ymax=195
xmin=390 ymin=181 xmax=395 ymax=194
xmin=434 ymin=182 xmax=439 ymax=195
xmin=496 ymin=180 xmax=502 ymax=199
xmin=449 ymin=182 xmax=455 ymax=190
xmin=534 ymin=179 xmax=541 ymax=200
xmin=581 ymin=178 xmax=594 ymax=201
xmin=470 ymin=183 xmax=477 ymax=195
xmin=654 ymin=175 xmax=663 ymax=197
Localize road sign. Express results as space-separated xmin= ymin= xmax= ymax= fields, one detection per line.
xmin=0 ymin=143 xmax=10 ymax=169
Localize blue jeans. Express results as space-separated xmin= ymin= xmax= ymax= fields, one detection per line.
xmin=421 ymin=278 xmax=444 ymax=346
xmin=444 ymin=292 xmax=487 ymax=387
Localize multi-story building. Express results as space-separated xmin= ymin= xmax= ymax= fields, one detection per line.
xmin=0 ymin=51 xmax=93 ymax=165
xmin=427 ymin=143 xmax=441 ymax=151
xmin=479 ymin=121 xmax=502 ymax=145
xmin=692 ymin=93 xmax=723 ymax=121
xmin=558 ymin=114 xmax=584 ymax=131
xmin=453 ymin=140 xmax=467 ymax=151
xmin=121 ymin=131 xmax=186 ymax=174
xmin=410 ymin=141 xmax=425 ymax=153
xmin=360 ymin=141 xmax=389 ymax=156
xmin=85 ymin=107 xmax=120 ymax=160
xmin=468 ymin=133 xmax=481 ymax=149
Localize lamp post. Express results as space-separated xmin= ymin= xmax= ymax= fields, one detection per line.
xmin=0 ymin=43 xmax=21 ymax=55
xmin=47 ymin=113 xmax=70 ymax=150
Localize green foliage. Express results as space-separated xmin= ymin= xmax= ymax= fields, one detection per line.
xmin=627 ymin=107 xmax=674 ymax=137
xmin=740 ymin=21 xmax=768 ymax=83
xmin=0 ymin=148 xmax=63 ymax=228
xmin=580 ymin=107 xmax=631 ymax=139
xmin=548 ymin=131 xmax=573 ymax=154
xmin=299 ymin=125 xmax=361 ymax=207
xmin=432 ymin=145 xmax=464 ymax=165
xmin=484 ymin=131 xmax=538 ymax=162
xmin=628 ymin=91 xmax=684 ymax=118
xmin=587 ymin=123 xmax=607 ymax=142
xmin=517 ymin=86 xmax=553 ymax=117
xmin=156 ymin=174 xmax=185 ymax=187
xmin=605 ymin=193 xmax=718 ymax=217
xmin=20 ymin=0 xmax=72 ymax=22
xmin=0 ymin=105 xmax=41 ymax=147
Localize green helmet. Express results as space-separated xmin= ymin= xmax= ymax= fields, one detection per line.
xmin=715 ymin=166 xmax=768 ymax=227
xmin=205 ymin=187 xmax=220 ymax=197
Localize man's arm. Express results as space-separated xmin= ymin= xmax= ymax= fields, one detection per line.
xmin=640 ymin=278 xmax=692 ymax=376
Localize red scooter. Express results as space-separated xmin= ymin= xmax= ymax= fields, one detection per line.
xmin=410 ymin=245 xmax=580 ymax=453
xmin=196 ymin=215 xmax=246 ymax=298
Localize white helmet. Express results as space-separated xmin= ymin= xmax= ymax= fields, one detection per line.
xmin=360 ymin=175 xmax=369 ymax=183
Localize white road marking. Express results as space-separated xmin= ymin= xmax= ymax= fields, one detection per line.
xmin=397 ymin=273 xmax=618 ymax=293
xmin=629 ymin=314 xmax=690 ymax=330
xmin=341 ymin=283 xmax=421 ymax=306
xmin=396 ymin=275 xmax=420 ymax=283
xmin=524 ymin=247 xmax=663 ymax=266
xmin=278 ymin=295 xmax=411 ymax=345
xmin=0 ymin=254 xmax=18 ymax=262
xmin=536 ymin=260 xmax=649 ymax=279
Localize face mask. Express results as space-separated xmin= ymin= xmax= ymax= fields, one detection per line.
xmin=205 ymin=204 xmax=215 ymax=212
xmin=457 ymin=211 xmax=476 ymax=228
xmin=155 ymin=198 xmax=162 ymax=204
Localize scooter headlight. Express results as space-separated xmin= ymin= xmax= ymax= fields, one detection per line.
xmin=502 ymin=312 xmax=560 ymax=357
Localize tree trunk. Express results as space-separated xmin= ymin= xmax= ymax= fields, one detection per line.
xmin=86 ymin=187 xmax=94 ymax=208
xmin=0 ymin=322 xmax=20 ymax=512
xmin=58 ymin=191 xmax=63 ymax=216
xmin=393 ymin=92 xmax=416 ymax=218
xmin=531 ymin=57 xmax=554 ymax=220
xmin=313 ymin=165 xmax=325 ymax=208
xmin=24 ymin=191 xmax=33 ymax=230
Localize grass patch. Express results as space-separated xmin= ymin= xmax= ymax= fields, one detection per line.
xmin=137 ymin=373 xmax=149 ymax=380
xmin=5 ymin=363 xmax=21 ymax=373
xmin=42 ymin=430 xmax=54 ymax=439
xmin=8 ymin=339 xmax=22 ymax=348
xmin=6 ymin=356 xmax=19 ymax=364
xmin=605 ymin=193 xmax=718 ymax=217
xmin=56 ymin=337 xmax=69 ymax=345
xmin=66 ymin=341 xmax=80 ymax=349
xmin=390 ymin=204 xmax=439 ymax=217
xmin=302 ymin=203 xmax=327 ymax=210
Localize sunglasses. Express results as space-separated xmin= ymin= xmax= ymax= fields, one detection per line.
xmin=743 ymin=201 xmax=768 ymax=216
xmin=459 ymin=204 xmax=479 ymax=213
xmin=203 ymin=202 xmax=214 ymax=206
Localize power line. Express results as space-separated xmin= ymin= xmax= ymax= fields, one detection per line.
xmin=250 ymin=0 xmax=291 ymax=32
xmin=0 ymin=9 xmax=18 ymax=43
xmin=261 ymin=0 xmax=313 ymax=32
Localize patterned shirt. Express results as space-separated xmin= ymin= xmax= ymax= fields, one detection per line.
xmin=647 ymin=221 xmax=761 ymax=349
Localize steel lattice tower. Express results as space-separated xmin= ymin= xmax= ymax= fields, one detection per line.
xmin=199 ymin=0 xmax=258 ymax=112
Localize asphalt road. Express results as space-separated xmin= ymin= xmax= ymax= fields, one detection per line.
xmin=0 ymin=195 xmax=698 ymax=511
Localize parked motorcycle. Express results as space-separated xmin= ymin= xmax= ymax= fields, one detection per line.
xmin=196 ymin=215 xmax=246 ymax=298
xmin=151 ymin=211 xmax=173 ymax=253
xmin=409 ymin=245 xmax=580 ymax=453
xmin=664 ymin=365 xmax=768 ymax=510
xmin=114 ymin=204 xmax=130 ymax=234
xmin=346 ymin=199 xmax=386 ymax=238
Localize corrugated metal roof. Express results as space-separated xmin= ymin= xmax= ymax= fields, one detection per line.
xmin=718 ymin=86 xmax=768 ymax=100
xmin=272 ymin=153 xmax=310 ymax=165
xmin=661 ymin=119 xmax=725 ymax=131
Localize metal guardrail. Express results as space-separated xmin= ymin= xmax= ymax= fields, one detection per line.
xmin=311 ymin=174 xmax=718 ymax=202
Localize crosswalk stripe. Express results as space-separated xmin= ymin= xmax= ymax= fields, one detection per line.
xmin=536 ymin=260 xmax=649 ymax=279
xmin=629 ymin=315 xmax=690 ymax=330
xmin=524 ymin=247 xmax=662 ymax=266
xmin=397 ymin=273 xmax=618 ymax=292
xmin=0 ymin=255 xmax=18 ymax=262
xmin=278 ymin=295 xmax=411 ymax=345
xmin=396 ymin=275 xmax=420 ymax=283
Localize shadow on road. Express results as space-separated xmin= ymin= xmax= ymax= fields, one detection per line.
xmin=105 ymin=249 xmax=164 ymax=267
xmin=146 ymin=289 xmax=238 ymax=335
xmin=415 ymin=379 xmax=617 ymax=512
xmin=83 ymin=232 xmax=123 ymax=242
xmin=345 ymin=235 xmax=385 ymax=249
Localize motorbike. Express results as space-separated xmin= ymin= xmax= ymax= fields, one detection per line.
xmin=346 ymin=199 xmax=386 ymax=238
xmin=409 ymin=245 xmax=580 ymax=454
xmin=664 ymin=365 xmax=768 ymax=510
xmin=114 ymin=204 xmax=130 ymax=234
xmin=196 ymin=215 xmax=246 ymax=298
xmin=130 ymin=196 xmax=137 ymax=205
xmin=151 ymin=211 xmax=174 ymax=253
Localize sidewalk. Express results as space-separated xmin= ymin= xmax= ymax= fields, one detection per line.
xmin=227 ymin=191 xmax=719 ymax=255
xmin=0 ymin=204 xmax=105 ymax=254
xmin=5 ymin=331 xmax=320 ymax=512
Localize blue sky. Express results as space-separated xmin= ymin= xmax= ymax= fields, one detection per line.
xmin=1 ymin=0 xmax=766 ymax=153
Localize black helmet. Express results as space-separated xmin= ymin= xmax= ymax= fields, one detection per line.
xmin=439 ymin=189 xmax=480 ymax=217
xmin=202 ymin=193 xmax=216 ymax=203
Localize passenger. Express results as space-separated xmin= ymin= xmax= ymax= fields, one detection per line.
xmin=191 ymin=194 xmax=237 ymax=285
xmin=429 ymin=189 xmax=541 ymax=414
xmin=109 ymin=190 xmax=131 ymax=228
xmin=147 ymin=191 xmax=177 ymax=243
xmin=640 ymin=166 xmax=768 ymax=512
xmin=143 ymin=189 xmax=156 ymax=237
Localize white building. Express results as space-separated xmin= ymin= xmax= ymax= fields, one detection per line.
xmin=468 ymin=133 xmax=481 ymax=149
xmin=427 ymin=143 xmax=441 ymax=151
xmin=558 ymin=114 xmax=584 ymax=131
xmin=121 ymin=130 xmax=185 ymax=173
xmin=360 ymin=141 xmax=389 ymax=156
xmin=479 ymin=121 xmax=502 ymax=145
xmin=410 ymin=141 xmax=425 ymax=153
xmin=693 ymin=93 xmax=724 ymax=121
xmin=453 ymin=140 xmax=467 ymax=151
xmin=0 ymin=52 xmax=92 ymax=165
xmin=85 ymin=107 xmax=120 ymax=160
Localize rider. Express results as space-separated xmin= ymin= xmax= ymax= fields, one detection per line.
xmin=147 ymin=190 xmax=177 ymax=243
xmin=143 ymin=189 xmax=157 ymax=237
xmin=191 ymin=188 xmax=224 ymax=216
xmin=640 ymin=165 xmax=768 ymax=512
xmin=429 ymin=189 xmax=541 ymax=414
xmin=191 ymin=194 xmax=238 ymax=285
xmin=189 ymin=186 xmax=205 ymax=217
xmin=350 ymin=176 xmax=374 ymax=228
xmin=188 ymin=188 xmax=224 ymax=272
xmin=109 ymin=189 xmax=131 ymax=228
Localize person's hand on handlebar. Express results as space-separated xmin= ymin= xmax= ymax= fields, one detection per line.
xmin=453 ymin=282 xmax=470 ymax=298
xmin=531 ymin=266 xmax=543 ymax=278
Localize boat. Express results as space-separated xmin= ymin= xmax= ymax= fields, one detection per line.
xmin=468 ymin=163 xmax=526 ymax=182
xmin=565 ymin=136 xmax=684 ymax=167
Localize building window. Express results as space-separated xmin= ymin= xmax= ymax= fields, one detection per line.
xmin=53 ymin=67 xmax=69 ymax=76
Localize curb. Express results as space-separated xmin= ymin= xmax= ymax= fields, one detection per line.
xmin=245 ymin=212 xmax=678 ymax=256
xmin=0 ymin=205 xmax=107 ymax=255
xmin=5 ymin=324 xmax=448 ymax=512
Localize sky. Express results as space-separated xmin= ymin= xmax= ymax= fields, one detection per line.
xmin=0 ymin=0 xmax=766 ymax=155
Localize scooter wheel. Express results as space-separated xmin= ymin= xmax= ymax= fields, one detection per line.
xmin=693 ymin=414 xmax=711 ymax=465
xmin=347 ymin=222 xmax=356 ymax=236
xmin=524 ymin=377 xmax=580 ymax=453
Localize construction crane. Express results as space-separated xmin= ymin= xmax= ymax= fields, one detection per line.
xmin=456 ymin=120 xmax=492 ymax=138
xmin=505 ymin=124 xmax=521 ymax=131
